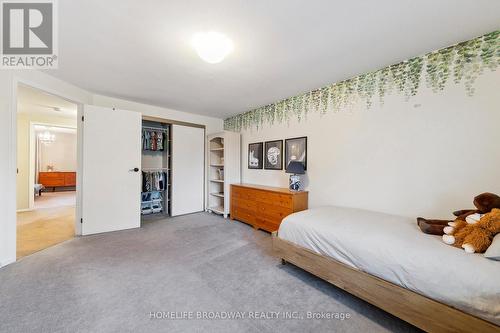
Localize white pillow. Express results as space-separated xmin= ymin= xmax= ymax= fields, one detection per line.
xmin=484 ymin=234 xmax=500 ymax=261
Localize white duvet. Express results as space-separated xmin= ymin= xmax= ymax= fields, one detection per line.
xmin=278 ymin=206 xmax=500 ymax=325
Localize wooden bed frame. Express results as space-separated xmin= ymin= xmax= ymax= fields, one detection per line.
xmin=272 ymin=232 xmax=499 ymax=333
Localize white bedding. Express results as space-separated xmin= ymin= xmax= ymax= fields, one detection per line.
xmin=278 ymin=206 xmax=500 ymax=325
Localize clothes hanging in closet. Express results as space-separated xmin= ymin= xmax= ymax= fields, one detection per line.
xmin=142 ymin=129 xmax=165 ymax=151
xmin=142 ymin=171 xmax=167 ymax=192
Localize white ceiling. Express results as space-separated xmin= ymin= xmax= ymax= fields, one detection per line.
xmin=46 ymin=0 xmax=500 ymax=119
xmin=18 ymin=84 xmax=77 ymax=118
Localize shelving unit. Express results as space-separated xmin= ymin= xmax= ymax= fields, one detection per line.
xmin=141 ymin=120 xmax=172 ymax=219
xmin=210 ymin=205 xmax=225 ymax=215
xmin=207 ymin=131 xmax=240 ymax=218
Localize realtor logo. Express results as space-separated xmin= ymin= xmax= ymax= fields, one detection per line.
xmin=1 ymin=0 xmax=58 ymax=68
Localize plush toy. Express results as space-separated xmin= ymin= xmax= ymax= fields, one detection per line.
xmin=442 ymin=208 xmax=500 ymax=253
xmin=417 ymin=192 xmax=500 ymax=235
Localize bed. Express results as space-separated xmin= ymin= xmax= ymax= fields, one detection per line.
xmin=272 ymin=206 xmax=500 ymax=333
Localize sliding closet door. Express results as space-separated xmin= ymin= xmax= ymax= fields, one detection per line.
xmin=171 ymin=124 xmax=205 ymax=216
xmin=81 ymin=105 xmax=142 ymax=235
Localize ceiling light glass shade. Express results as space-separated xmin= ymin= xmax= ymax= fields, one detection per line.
xmin=191 ymin=31 xmax=233 ymax=64
xmin=39 ymin=131 xmax=55 ymax=144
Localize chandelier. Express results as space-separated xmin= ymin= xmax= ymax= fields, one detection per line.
xmin=38 ymin=131 xmax=55 ymax=144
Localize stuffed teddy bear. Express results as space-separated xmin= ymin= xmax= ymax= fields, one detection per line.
xmin=417 ymin=192 xmax=500 ymax=235
xmin=442 ymin=208 xmax=500 ymax=253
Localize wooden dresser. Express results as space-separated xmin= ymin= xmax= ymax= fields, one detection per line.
xmin=230 ymin=183 xmax=308 ymax=232
xmin=39 ymin=172 xmax=76 ymax=190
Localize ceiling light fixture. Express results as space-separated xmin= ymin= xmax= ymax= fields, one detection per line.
xmin=191 ymin=31 xmax=233 ymax=64
xmin=38 ymin=130 xmax=56 ymax=144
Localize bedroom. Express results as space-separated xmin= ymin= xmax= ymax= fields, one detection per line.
xmin=0 ymin=1 xmax=499 ymax=332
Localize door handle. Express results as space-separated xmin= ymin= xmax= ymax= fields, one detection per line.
xmin=130 ymin=168 xmax=140 ymax=172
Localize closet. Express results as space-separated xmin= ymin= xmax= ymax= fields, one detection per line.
xmin=141 ymin=120 xmax=171 ymax=217
xmin=141 ymin=118 xmax=205 ymax=219
xmin=81 ymin=105 xmax=206 ymax=236
xmin=170 ymin=124 xmax=205 ymax=216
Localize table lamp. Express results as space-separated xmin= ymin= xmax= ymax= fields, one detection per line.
xmin=286 ymin=161 xmax=305 ymax=191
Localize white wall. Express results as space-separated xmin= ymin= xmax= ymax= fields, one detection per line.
xmin=93 ymin=94 xmax=223 ymax=135
xmin=0 ymin=72 xmax=15 ymax=268
xmin=240 ymin=70 xmax=500 ymax=219
xmin=38 ymin=130 xmax=77 ymax=172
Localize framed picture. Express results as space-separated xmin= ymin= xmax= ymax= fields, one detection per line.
xmin=248 ymin=142 xmax=263 ymax=169
xmin=285 ymin=137 xmax=307 ymax=170
xmin=264 ymin=140 xmax=283 ymax=170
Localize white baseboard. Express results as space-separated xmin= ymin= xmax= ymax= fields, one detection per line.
xmin=0 ymin=256 xmax=16 ymax=268
xmin=16 ymin=208 xmax=34 ymax=213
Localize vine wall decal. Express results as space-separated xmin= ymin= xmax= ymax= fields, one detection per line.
xmin=224 ymin=31 xmax=499 ymax=132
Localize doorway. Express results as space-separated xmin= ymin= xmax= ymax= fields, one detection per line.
xmin=16 ymin=84 xmax=78 ymax=259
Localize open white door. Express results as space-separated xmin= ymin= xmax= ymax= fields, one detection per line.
xmin=82 ymin=105 xmax=141 ymax=235
xmin=171 ymin=124 xmax=205 ymax=216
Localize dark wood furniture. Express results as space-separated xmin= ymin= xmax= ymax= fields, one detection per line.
xmin=39 ymin=172 xmax=76 ymax=191
xmin=230 ymin=183 xmax=308 ymax=232
xmin=272 ymin=232 xmax=499 ymax=333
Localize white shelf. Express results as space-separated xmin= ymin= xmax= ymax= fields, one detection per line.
xmin=210 ymin=205 xmax=225 ymax=215
xmin=141 ymin=199 xmax=163 ymax=204
xmin=207 ymin=131 xmax=240 ymax=219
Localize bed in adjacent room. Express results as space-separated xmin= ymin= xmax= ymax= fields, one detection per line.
xmin=273 ymin=206 xmax=500 ymax=333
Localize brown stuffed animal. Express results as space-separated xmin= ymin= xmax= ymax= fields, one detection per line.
xmin=417 ymin=192 xmax=500 ymax=235
xmin=442 ymin=208 xmax=500 ymax=253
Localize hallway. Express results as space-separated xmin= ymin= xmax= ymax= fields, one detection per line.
xmin=34 ymin=191 xmax=76 ymax=209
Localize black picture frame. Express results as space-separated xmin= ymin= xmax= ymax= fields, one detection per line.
xmin=264 ymin=140 xmax=283 ymax=170
xmin=248 ymin=142 xmax=263 ymax=169
xmin=285 ymin=136 xmax=307 ymax=171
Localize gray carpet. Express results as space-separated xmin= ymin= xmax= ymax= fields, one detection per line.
xmin=0 ymin=213 xmax=420 ymax=333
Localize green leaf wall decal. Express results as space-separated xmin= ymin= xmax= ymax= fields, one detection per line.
xmin=224 ymin=31 xmax=499 ymax=132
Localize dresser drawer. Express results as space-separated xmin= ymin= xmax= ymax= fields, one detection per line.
xmin=256 ymin=192 xmax=293 ymax=209
xmin=232 ymin=206 xmax=256 ymax=225
xmin=231 ymin=186 xmax=245 ymax=196
xmin=64 ymin=173 xmax=76 ymax=186
xmin=232 ymin=197 xmax=257 ymax=211
xmin=257 ymin=202 xmax=292 ymax=221
xmin=232 ymin=187 xmax=257 ymax=200
xmin=39 ymin=172 xmax=65 ymax=180
xmin=255 ymin=217 xmax=280 ymax=233
xmin=39 ymin=173 xmax=65 ymax=187
xmin=41 ymin=178 xmax=65 ymax=187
